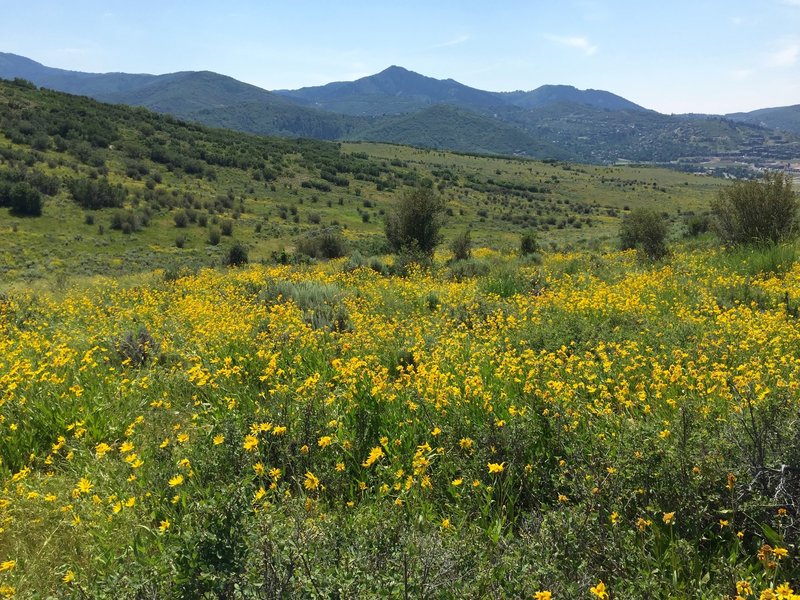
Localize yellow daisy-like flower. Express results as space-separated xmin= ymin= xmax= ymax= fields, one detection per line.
xmin=213 ymin=434 xmax=225 ymax=445
xmin=0 ymin=560 xmax=15 ymax=572
xmin=590 ymin=581 xmax=608 ymax=599
xmin=63 ymin=570 xmax=75 ymax=583
xmin=663 ymin=511 xmax=675 ymax=525
xmin=159 ymin=519 xmax=170 ymax=533
xmin=317 ymin=435 xmax=333 ymax=448
xmin=362 ymin=445 xmax=385 ymax=468
xmin=95 ymin=442 xmax=112 ymax=458
xmin=76 ymin=478 xmax=93 ymax=495
xmin=534 ymin=592 xmax=552 ymax=600
xmin=773 ymin=547 xmax=788 ymax=559
xmin=168 ymin=474 xmax=184 ymax=487
xmin=303 ymin=471 xmax=320 ymax=491
xmin=487 ymin=462 xmax=504 ymax=474
xmin=243 ymin=435 xmax=259 ymax=451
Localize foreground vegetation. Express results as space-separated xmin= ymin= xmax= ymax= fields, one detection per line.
xmin=3 ymin=76 xmax=800 ymax=599
xmin=0 ymin=244 xmax=799 ymax=598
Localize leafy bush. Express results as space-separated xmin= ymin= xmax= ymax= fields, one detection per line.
xmin=110 ymin=210 xmax=148 ymax=233
xmin=173 ymin=210 xmax=189 ymax=228
xmin=711 ymin=172 xmax=799 ymax=245
xmin=520 ymin=231 xmax=540 ymax=256
xmin=619 ymin=208 xmax=668 ymax=260
xmin=450 ymin=230 xmax=472 ymax=261
xmin=220 ymin=219 xmax=234 ymax=236
xmin=6 ymin=182 xmax=43 ymax=216
xmin=66 ymin=177 xmax=127 ymax=209
xmin=296 ymin=228 xmax=348 ymax=259
xmin=208 ymin=227 xmax=221 ymax=246
xmin=385 ymin=187 xmax=446 ymax=256
xmin=260 ymin=280 xmax=351 ymax=331
xmin=684 ymin=214 xmax=710 ymax=237
xmin=447 ymin=258 xmax=490 ymax=281
xmin=224 ymin=241 xmax=249 ymax=267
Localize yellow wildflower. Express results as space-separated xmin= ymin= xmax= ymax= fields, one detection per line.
xmin=304 ymin=471 xmax=320 ymax=491
xmin=362 ymin=445 xmax=385 ymax=468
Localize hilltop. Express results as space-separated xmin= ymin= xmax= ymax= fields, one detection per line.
xmin=3 ymin=52 xmax=799 ymax=166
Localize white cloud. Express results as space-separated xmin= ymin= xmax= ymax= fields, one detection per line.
xmin=781 ymin=0 xmax=800 ymax=6
xmin=433 ymin=35 xmax=470 ymax=49
xmin=544 ymin=34 xmax=598 ymax=56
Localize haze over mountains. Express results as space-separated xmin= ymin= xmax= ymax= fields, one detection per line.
xmin=2 ymin=51 xmax=799 ymax=165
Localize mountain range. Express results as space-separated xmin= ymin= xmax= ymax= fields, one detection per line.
xmin=2 ymin=51 xmax=799 ymax=165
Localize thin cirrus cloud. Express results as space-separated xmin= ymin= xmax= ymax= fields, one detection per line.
xmin=543 ymin=34 xmax=598 ymax=56
xmin=432 ymin=35 xmax=471 ymax=49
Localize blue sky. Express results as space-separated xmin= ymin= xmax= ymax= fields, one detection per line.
xmin=1 ymin=0 xmax=799 ymax=114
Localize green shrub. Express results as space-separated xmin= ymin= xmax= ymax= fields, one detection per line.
xmin=684 ymin=214 xmax=710 ymax=237
xmin=260 ymin=280 xmax=350 ymax=331
xmin=224 ymin=241 xmax=249 ymax=267
xmin=220 ymin=219 xmax=234 ymax=236
xmin=67 ymin=177 xmax=126 ymax=209
xmin=447 ymin=258 xmax=490 ymax=281
xmin=173 ymin=209 xmax=189 ymax=228
xmin=520 ymin=231 xmax=539 ymax=256
xmin=8 ymin=182 xmax=43 ymax=216
xmin=711 ymin=172 xmax=799 ymax=245
xmin=450 ymin=230 xmax=472 ymax=261
xmin=385 ymin=187 xmax=446 ymax=256
xmin=296 ymin=228 xmax=348 ymax=259
xmin=208 ymin=227 xmax=221 ymax=245
xmin=619 ymin=208 xmax=668 ymax=260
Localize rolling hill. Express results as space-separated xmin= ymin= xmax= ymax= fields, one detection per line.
xmin=2 ymin=52 xmax=799 ymax=165
xmin=726 ymin=104 xmax=800 ymax=134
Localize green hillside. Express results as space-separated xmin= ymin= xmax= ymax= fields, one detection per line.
xmin=727 ymin=104 xmax=800 ymax=134
xmin=0 ymin=79 xmax=721 ymax=285
xmin=4 ymin=53 xmax=800 ymax=165
xmin=347 ymin=104 xmax=569 ymax=158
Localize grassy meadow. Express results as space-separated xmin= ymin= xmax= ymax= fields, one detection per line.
xmin=1 ymin=80 xmax=799 ymax=598
xmin=1 ymin=247 xmax=800 ymax=598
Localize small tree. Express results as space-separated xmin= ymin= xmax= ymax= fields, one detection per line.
xmin=385 ymin=187 xmax=446 ymax=256
xmin=619 ymin=208 xmax=668 ymax=260
xmin=711 ymin=172 xmax=799 ymax=245
xmin=9 ymin=182 xmax=43 ymax=217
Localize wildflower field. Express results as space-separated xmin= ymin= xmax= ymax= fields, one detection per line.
xmin=1 ymin=246 xmax=799 ymax=598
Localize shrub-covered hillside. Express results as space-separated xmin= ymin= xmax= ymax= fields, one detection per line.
xmin=0 ymin=78 xmax=721 ymax=284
